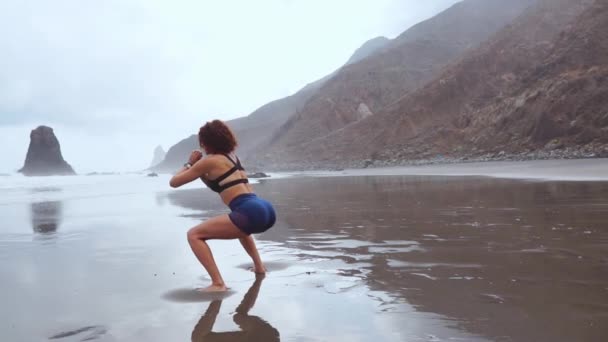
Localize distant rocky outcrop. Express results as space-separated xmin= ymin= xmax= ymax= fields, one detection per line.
xmin=86 ymin=172 xmax=118 ymax=176
xmin=248 ymin=172 xmax=270 ymax=179
xmin=152 ymin=134 xmax=198 ymax=172
xmin=149 ymin=145 xmax=166 ymax=168
xmin=19 ymin=126 xmax=75 ymax=176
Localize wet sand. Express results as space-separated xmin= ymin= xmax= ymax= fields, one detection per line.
xmin=1 ymin=168 xmax=607 ymax=341
xmin=170 ymin=176 xmax=608 ymax=342
xmin=291 ymin=158 xmax=608 ymax=181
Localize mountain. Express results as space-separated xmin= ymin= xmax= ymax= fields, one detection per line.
xmin=151 ymin=86 xmax=319 ymax=172
xmin=267 ymin=0 xmax=606 ymax=168
xmin=153 ymin=35 xmax=392 ymax=172
xmin=19 ymin=126 xmax=76 ymax=176
xmin=228 ymin=35 xmax=391 ymax=159
xmin=259 ymin=0 xmax=538 ymax=160
xmin=345 ymin=37 xmax=391 ymax=65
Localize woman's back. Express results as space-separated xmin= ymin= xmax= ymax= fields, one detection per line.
xmin=201 ymin=153 xmax=252 ymax=205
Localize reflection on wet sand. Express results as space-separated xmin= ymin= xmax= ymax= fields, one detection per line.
xmin=162 ymin=288 xmax=236 ymax=303
xmin=30 ymin=201 xmax=62 ymax=233
xmin=191 ymin=275 xmax=280 ymax=342
xmin=166 ymin=176 xmax=608 ymax=341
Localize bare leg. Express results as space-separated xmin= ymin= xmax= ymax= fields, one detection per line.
xmin=187 ymin=214 xmax=248 ymax=292
xmin=239 ymin=236 xmax=266 ymax=273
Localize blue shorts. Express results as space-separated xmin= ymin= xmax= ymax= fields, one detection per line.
xmin=228 ymin=193 xmax=276 ymax=235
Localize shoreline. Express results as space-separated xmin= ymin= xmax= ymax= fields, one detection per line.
xmin=251 ymin=143 xmax=608 ymax=172
xmin=277 ymin=158 xmax=608 ymax=182
xmin=7 ymin=157 xmax=608 ymax=182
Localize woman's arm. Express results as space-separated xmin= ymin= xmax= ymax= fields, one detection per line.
xmin=169 ymin=151 xmax=208 ymax=188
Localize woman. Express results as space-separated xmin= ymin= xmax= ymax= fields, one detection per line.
xmin=170 ymin=120 xmax=276 ymax=292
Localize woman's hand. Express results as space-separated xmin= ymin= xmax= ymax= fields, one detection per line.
xmin=170 ymin=151 xmax=206 ymax=188
xmin=189 ymin=150 xmax=203 ymax=165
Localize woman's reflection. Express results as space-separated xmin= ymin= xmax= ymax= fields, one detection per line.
xmin=191 ymin=274 xmax=280 ymax=341
xmin=30 ymin=201 xmax=62 ymax=233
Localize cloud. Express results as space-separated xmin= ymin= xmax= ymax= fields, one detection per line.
xmin=0 ymin=0 xmax=187 ymax=126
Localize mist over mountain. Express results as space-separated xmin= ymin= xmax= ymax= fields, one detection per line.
xmin=153 ymin=34 xmax=394 ymax=172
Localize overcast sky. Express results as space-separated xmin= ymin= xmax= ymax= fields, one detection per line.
xmin=0 ymin=0 xmax=459 ymax=173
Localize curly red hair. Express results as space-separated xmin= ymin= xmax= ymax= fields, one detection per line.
xmin=198 ymin=120 xmax=238 ymax=154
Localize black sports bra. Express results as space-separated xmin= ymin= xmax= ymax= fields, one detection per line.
xmin=201 ymin=154 xmax=249 ymax=193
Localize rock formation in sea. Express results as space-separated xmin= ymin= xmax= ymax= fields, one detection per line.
xmin=149 ymin=145 xmax=166 ymax=168
xmin=19 ymin=126 xmax=76 ymax=176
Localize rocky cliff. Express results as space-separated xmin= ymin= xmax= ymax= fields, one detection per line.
xmin=262 ymin=0 xmax=537 ymax=156
xmin=262 ymin=0 xmax=607 ymax=169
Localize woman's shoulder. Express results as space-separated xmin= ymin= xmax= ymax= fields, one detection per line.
xmin=203 ymin=153 xmax=231 ymax=166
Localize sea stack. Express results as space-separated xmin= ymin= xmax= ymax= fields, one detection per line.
xmin=19 ymin=126 xmax=76 ymax=176
xmin=149 ymin=145 xmax=166 ymax=168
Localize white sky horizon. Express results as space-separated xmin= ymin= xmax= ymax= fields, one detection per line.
xmin=0 ymin=0 xmax=460 ymax=174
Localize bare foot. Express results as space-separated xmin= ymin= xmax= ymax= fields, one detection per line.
xmin=197 ymin=284 xmax=228 ymax=293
